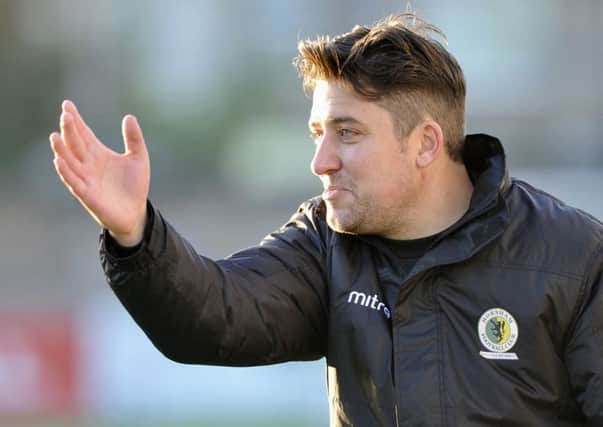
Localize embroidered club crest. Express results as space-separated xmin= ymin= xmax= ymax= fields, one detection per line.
xmin=478 ymin=308 xmax=519 ymax=360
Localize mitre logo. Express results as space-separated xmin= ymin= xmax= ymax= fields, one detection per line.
xmin=346 ymin=291 xmax=391 ymax=319
xmin=478 ymin=308 xmax=519 ymax=360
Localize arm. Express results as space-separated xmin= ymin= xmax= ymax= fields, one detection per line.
xmin=101 ymin=199 xmax=329 ymax=366
xmin=50 ymin=100 xmax=329 ymax=365
xmin=564 ymin=244 xmax=603 ymax=424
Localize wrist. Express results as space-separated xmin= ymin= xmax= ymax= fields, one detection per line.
xmin=108 ymin=210 xmax=147 ymax=248
xmin=109 ymin=226 xmax=144 ymax=248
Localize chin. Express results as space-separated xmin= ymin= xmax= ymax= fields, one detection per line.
xmin=326 ymin=209 xmax=361 ymax=235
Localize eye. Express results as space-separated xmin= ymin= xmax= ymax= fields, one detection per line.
xmin=337 ymin=128 xmax=358 ymax=141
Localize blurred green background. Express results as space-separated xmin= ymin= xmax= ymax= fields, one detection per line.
xmin=1 ymin=1 xmax=602 ymax=426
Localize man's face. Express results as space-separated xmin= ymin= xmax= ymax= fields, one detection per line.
xmin=309 ymin=80 xmax=422 ymax=238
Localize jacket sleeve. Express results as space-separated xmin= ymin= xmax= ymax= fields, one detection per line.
xmin=99 ymin=199 xmax=329 ymax=366
xmin=564 ymin=243 xmax=603 ymax=424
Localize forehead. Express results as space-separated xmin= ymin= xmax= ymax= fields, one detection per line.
xmin=309 ymin=80 xmax=390 ymax=125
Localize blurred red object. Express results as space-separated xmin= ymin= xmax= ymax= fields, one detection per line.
xmin=0 ymin=311 xmax=80 ymax=417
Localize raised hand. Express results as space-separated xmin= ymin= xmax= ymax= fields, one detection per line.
xmin=49 ymin=100 xmax=151 ymax=247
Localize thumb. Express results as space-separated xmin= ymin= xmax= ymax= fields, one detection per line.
xmin=121 ymin=114 xmax=146 ymax=155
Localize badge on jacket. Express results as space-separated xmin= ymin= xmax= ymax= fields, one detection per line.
xmin=478 ymin=308 xmax=519 ymax=360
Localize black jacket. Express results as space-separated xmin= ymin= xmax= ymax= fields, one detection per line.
xmin=101 ymin=134 xmax=603 ymax=426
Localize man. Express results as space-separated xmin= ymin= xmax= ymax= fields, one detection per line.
xmin=49 ymin=12 xmax=603 ymax=426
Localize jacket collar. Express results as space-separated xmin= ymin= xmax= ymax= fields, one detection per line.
xmin=463 ymin=133 xmax=511 ymax=213
xmin=357 ymin=133 xmax=511 ymax=276
xmin=414 ymin=133 xmax=511 ymax=270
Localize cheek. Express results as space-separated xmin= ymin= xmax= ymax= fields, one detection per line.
xmin=343 ymin=143 xmax=411 ymax=195
xmin=377 ymin=162 xmax=416 ymax=200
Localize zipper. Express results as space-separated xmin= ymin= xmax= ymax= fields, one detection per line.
xmin=392 ymin=295 xmax=400 ymax=427
xmin=392 ymin=273 xmax=424 ymax=427
xmin=392 ymin=270 xmax=437 ymax=427
xmin=395 ymin=404 xmax=400 ymax=427
xmin=393 ymin=317 xmax=401 ymax=427
xmin=431 ymin=273 xmax=448 ymax=427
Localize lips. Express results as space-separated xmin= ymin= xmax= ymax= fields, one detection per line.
xmin=322 ymin=185 xmax=350 ymax=201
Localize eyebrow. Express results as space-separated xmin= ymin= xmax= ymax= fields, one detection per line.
xmin=308 ymin=115 xmax=365 ymax=129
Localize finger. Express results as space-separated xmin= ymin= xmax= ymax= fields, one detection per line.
xmin=49 ymin=132 xmax=86 ymax=182
xmin=62 ymin=100 xmax=97 ymax=147
xmin=53 ymin=156 xmax=87 ymax=199
xmin=121 ymin=115 xmax=146 ymax=156
xmin=60 ymin=112 xmax=87 ymax=162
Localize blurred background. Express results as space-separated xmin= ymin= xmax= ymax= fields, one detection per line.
xmin=1 ymin=0 xmax=602 ymax=426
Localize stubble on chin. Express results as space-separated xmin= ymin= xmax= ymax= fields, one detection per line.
xmin=325 ymin=204 xmax=363 ymax=235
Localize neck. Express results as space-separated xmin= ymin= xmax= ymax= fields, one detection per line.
xmin=394 ymin=159 xmax=474 ymax=240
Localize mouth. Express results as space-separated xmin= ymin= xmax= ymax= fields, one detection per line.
xmin=322 ymin=185 xmax=350 ymax=201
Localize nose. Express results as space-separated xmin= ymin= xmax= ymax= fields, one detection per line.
xmin=311 ymin=136 xmax=342 ymax=177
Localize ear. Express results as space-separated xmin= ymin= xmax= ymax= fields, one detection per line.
xmin=416 ymin=119 xmax=444 ymax=168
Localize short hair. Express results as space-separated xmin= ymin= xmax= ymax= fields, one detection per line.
xmin=294 ymin=13 xmax=466 ymax=162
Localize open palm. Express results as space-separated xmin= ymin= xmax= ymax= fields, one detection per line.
xmin=49 ymin=100 xmax=150 ymax=247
